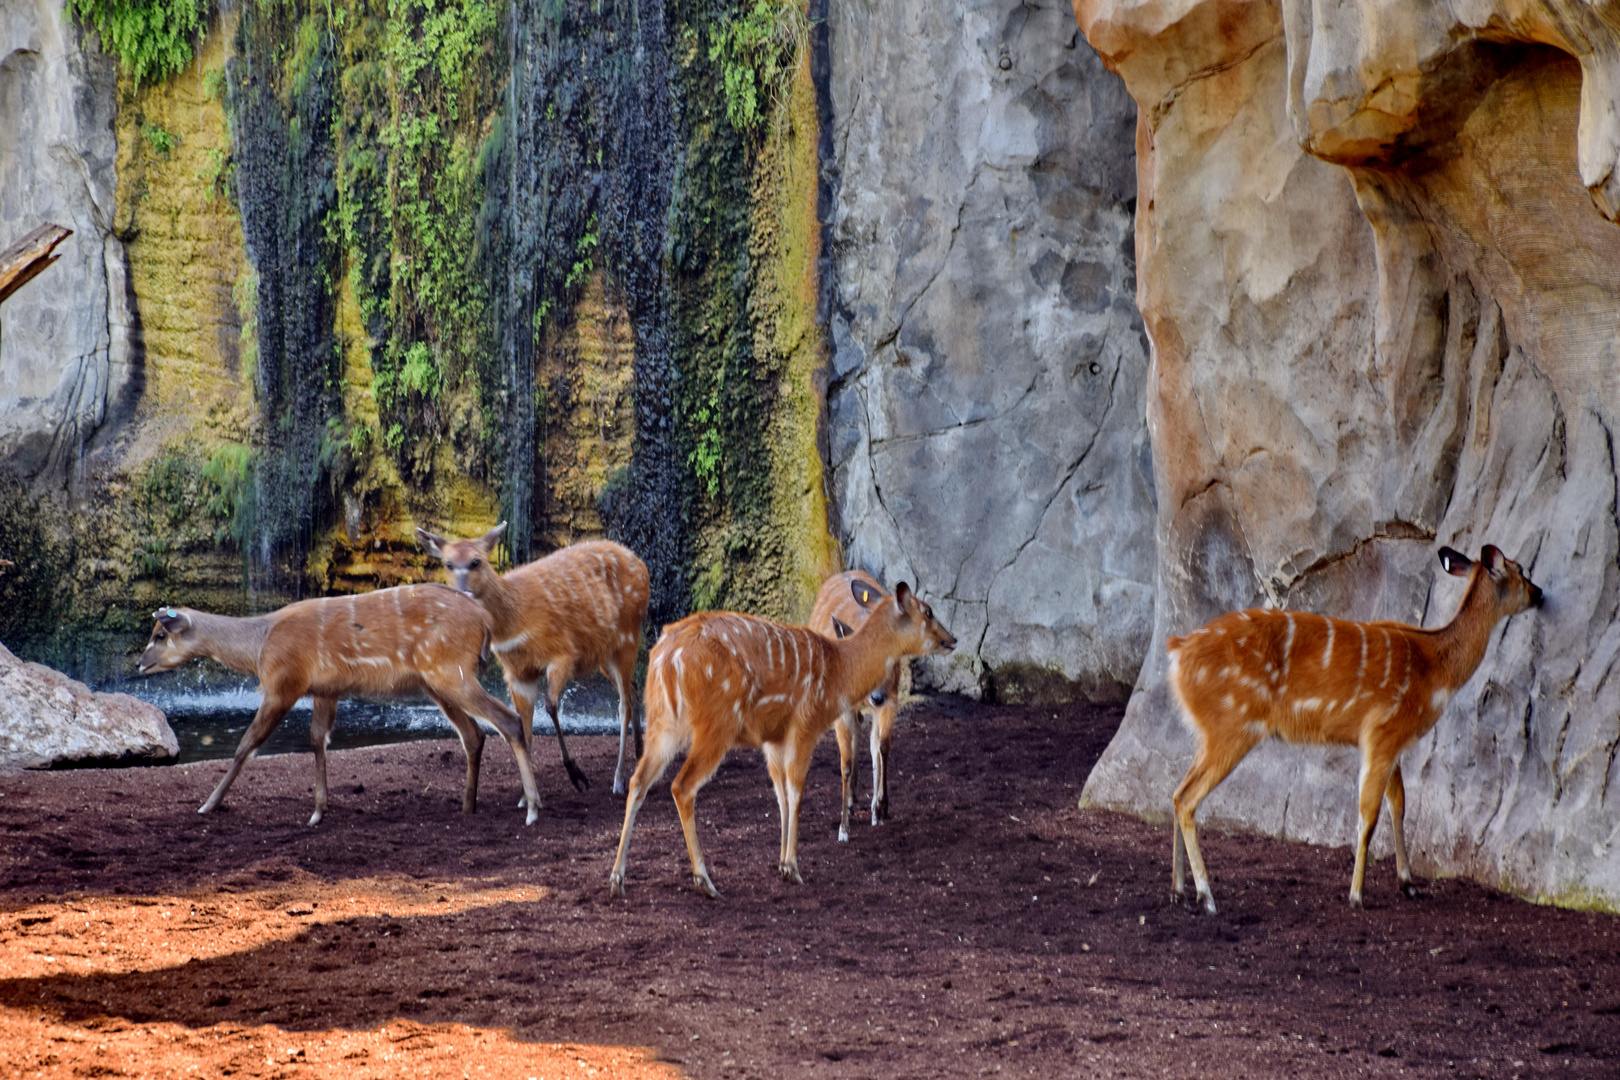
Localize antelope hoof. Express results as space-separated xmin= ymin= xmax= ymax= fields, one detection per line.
xmin=307 ymin=810 xmax=324 ymax=827
xmin=608 ymin=871 xmax=626 ymax=898
xmin=693 ymin=871 xmax=723 ymax=899
xmin=1400 ymin=881 xmax=1422 ymax=900
xmin=1348 ymin=891 xmax=1364 ymax=909
xmin=197 ymin=800 xmax=219 ymax=815
xmin=1197 ymin=889 xmax=1217 ymax=917
xmin=779 ymin=864 xmax=804 ymax=885
xmin=838 ymin=825 xmax=850 ymax=843
xmin=612 ymin=776 xmax=627 ymax=797
xmin=565 ymin=760 xmax=590 ymax=792
xmin=524 ymin=804 xmax=539 ymax=826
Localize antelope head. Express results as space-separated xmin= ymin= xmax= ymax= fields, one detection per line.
xmin=137 ymin=607 xmax=197 ymax=674
xmin=417 ymin=521 xmax=507 ymax=598
xmin=1437 ymin=544 xmax=1544 ymax=616
xmin=854 ymin=579 xmax=957 ymax=663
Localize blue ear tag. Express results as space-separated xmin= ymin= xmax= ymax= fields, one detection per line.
xmin=166 ymin=608 xmax=178 ymax=618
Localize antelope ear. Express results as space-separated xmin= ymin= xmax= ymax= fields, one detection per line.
xmin=1437 ymin=547 xmax=1472 ymax=576
xmin=849 ymin=579 xmax=884 ymax=609
xmin=892 ymin=581 xmax=913 ymax=610
xmin=479 ymin=521 xmax=508 ymax=552
xmin=1481 ymin=544 xmax=1508 ymax=579
xmin=830 ymin=617 xmax=852 ymax=640
xmin=154 ymin=608 xmax=190 ymax=633
xmin=415 ymin=527 xmax=447 ymax=557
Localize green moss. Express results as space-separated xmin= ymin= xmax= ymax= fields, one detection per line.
xmin=670 ymin=0 xmax=833 ymax=620
xmin=200 ymin=443 xmax=257 ymax=548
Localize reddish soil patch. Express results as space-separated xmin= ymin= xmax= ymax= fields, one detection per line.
xmin=1 ymin=696 xmax=1616 ymax=1079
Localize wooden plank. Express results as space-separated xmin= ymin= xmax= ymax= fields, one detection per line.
xmin=0 ymin=223 xmax=73 ymax=307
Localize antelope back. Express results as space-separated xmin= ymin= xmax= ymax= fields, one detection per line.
xmin=501 ymin=540 xmax=649 ymax=664
xmin=262 ymin=585 xmax=493 ymax=698
xmin=647 ymin=612 xmax=849 ymax=744
xmin=1168 ymin=610 xmax=1444 ymax=745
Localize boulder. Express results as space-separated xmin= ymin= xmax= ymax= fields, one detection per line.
xmin=825 ymin=0 xmax=1157 ymax=701
xmin=1075 ymin=0 xmax=1620 ymax=907
xmin=0 ymin=641 xmax=176 ymax=768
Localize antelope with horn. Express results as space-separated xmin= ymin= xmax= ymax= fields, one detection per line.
xmin=136 ymin=585 xmax=543 ymax=825
xmin=1167 ymin=544 xmax=1543 ymax=914
xmin=609 ymin=580 xmax=956 ymax=898
xmin=416 ymin=523 xmax=649 ymax=795
xmin=809 ymin=570 xmax=908 ymax=842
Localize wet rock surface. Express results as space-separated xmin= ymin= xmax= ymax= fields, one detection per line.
xmin=0 ymin=641 xmax=176 ymax=768
xmin=1074 ymin=0 xmax=1620 ymax=906
xmin=824 ymin=0 xmax=1157 ymax=702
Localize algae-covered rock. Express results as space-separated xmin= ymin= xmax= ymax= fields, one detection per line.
xmin=0 ymin=641 xmax=176 ymax=768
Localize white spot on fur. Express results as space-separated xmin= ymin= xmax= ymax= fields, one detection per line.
xmin=1430 ymin=687 xmax=1450 ymax=712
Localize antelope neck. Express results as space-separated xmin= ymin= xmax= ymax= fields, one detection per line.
xmin=470 ymin=571 xmax=524 ymax=637
xmin=189 ymin=609 xmax=276 ymax=677
xmin=1428 ymin=569 xmax=1507 ymax=688
xmin=830 ymin=617 xmax=901 ymax=701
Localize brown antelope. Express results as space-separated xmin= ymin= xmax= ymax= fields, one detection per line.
xmin=809 ymin=570 xmax=906 ymax=842
xmin=135 ymin=585 xmax=543 ymax=825
xmin=415 ymin=524 xmax=649 ymax=795
xmin=1167 ymin=544 xmax=1543 ymax=914
xmin=608 ymin=580 xmax=956 ymax=898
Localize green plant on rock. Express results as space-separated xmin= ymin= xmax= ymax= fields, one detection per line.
xmin=707 ymin=0 xmax=807 ymax=136
xmin=200 ymin=443 xmax=256 ymax=549
xmin=141 ymin=121 xmax=179 ymax=158
xmin=68 ymin=0 xmax=208 ymax=87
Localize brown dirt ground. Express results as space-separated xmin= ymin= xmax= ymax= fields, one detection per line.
xmin=1 ymin=696 xmax=1617 ymax=1080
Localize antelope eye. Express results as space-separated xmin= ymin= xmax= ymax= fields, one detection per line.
xmin=469 ymin=558 xmax=482 ymax=570
xmin=154 ymin=632 xmax=165 ymax=642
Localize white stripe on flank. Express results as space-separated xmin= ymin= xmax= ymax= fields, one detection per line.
xmin=1380 ymin=629 xmax=1392 ymax=687
xmin=1321 ymin=617 xmax=1334 ymax=670
xmin=1282 ymin=613 xmax=1296 ymax=682
xmin=493 ymin=632 xmax=529 ymax=654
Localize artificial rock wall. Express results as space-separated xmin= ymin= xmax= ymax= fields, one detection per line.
xmin=1076 ymin=0 xmax=1620 ymax=907
xmin=825 ymin=0 xmax=1157 ymax=702
xmin=0 ymin=0 xmax=133 ymax=484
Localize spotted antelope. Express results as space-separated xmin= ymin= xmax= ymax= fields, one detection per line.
xmin=809 ymin=570 xmax=910 ymax=841
xmin=608 ymin=580 xmax=956 ymax=898
xmin=1167 ymin=544 xmax=1543 ymax=914
xmin=417 ymin=524 xmax=650 ymax=796
xmin=136 ymin=585 xmax=543 ymax=825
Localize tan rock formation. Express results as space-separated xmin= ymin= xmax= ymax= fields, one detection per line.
xmin=1076 ymin=0 xmax=1620 ymax=906
xmin=0 ymin=641 xmax=176 ymax=768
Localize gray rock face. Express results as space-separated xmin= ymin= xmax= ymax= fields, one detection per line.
xmin=0 ymin=640 xmax=176 ymax=767
xmin=1075 ymin=0 xmax=1620 ymax=907
xmin=825 ymin=0 xmax=1156 ymax=701
xmin=0 ymin=0 xmax=135 ymax=486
